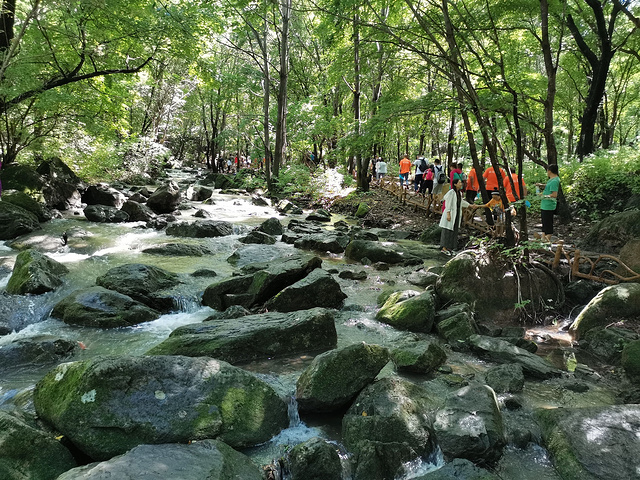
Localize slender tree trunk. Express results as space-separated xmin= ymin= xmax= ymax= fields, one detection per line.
xmin=0 ymin=0 xmax=16 ymax=52
xmin=273 ymin=0 xmax=291 ymax=179
xmin=262 ymin=8 xmax=272 ymax=191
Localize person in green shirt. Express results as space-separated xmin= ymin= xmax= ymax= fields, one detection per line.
xmin=535 ymin=164 xmax=560 ymax=242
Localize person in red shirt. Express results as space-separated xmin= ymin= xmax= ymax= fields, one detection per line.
xmin=503 ymin=173 xmax=528 ymax=203
xmin=465 ymin=166 xmax=480 ymax=203
xmin=399 ymin=155 xmax=412 ymax=188
xmin=483 ymin=165 xmax=508 ymax=193
xmin=449 ymin=163 xmax=463 ymax=187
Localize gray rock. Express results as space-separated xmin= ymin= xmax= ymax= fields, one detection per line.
xmin=375 ymin=291 xmax=436 ymax=333
xmin=294 ymin=233 xmax=350 ymax=253
xmin=0 ymin=336 xmax=78 ymax=373
xmin=166 ymin=220 xmax=234 ymax=238
xmin=345 ymin=240 xmax=421 ymax=265
xmin=435 ymin=303 xmax=478 ymax=343
xmin=433 ymin=384 xmax=505 ymax=465
xmin=148 ymin=308 xmax=337 ymax=363
xmin=83 ymin=204 xmax=130 ymax=223
xmin=483 ymin=364 xmax=525 ymax=393
xmin=56 ymin=439 xmax=262 ymax=480
xmin=569 ymin=283 xmax=640 ymax=339
xmin=413 ymin=458 xmax=500 ymax=479
xmin=0 ymin=411 xmax=76 ymax=480
xmin=189 ymin=185 xmax=214 ymax=201
xmin=95 ymin=263 xmax=181 ymax=312
xmin=193 ymin=208 xmax=212 ymax=218
xmin=296 ymin=343 xmax=390 ymax=413
xmin=467 ymin=335 xmax=562 ymax=379
xmin=52 ymin=286 xmax=161 ymax=328
xmin=390 ymin=340 xmax=447 ymax=374
xmin=226 ymin=244 xmax=286 ymax=268
xmin=257 ymin=217 xmax=284 ymax=236
xmin=6 ymin=249 xmax=69 ymax=295
xmin=306 ymin=209 xmax=331 ymax=222
xmin=277 ymin=199 xmax=303 ymax=214
xmin=287 ymin=219 xmax=324 ymax=235
xmin=537 ymin=405 xmax=640 ymax=480
xmin=34 ymin=355 xmax=289 ymax=460
xmin=407 ymin=270 xmax=439 ymax=288
xmin=121 ymin=200 xmax=156 ymax=222
xmin=339 ymin=269 xmax=368 ymax=280
xmin=580 ymin=209 xmax=640 ymax=253
xmin=240 ymin=230 xmax=276 ymax=245
xmin=191 ymin=268 xmax=218 ymax=277
xmin=251 ymin=194 xmax=269 ymax=206
xmin=142 ymin=243 xmax=211 ymax=256
xmin=353 ymin=441 xmax=418 ymax=480
xmin=265 ymin=269 xmax=347 ymax=312
xmin=0 ymin=201 xmax=41 ymax=240
xmin=287 ymin=437 xmax=343 ymax=480
xmin=82 ymin=184 xmax=126 ymax=209
xmin=205 ymin=305 xmax=251 ymax=320
xmin=146 ymin=181 xmax=181 ymax=213
xmin=1 ymin=190 xmax=51 ymax=222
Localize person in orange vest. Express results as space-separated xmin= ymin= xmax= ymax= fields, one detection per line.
xmin=399 ymin=154 xmax=412 ymax=188
xmin=503 ymin=172 xmax=528 ymax=203
xmin=465 ymin=166 xmax=481 ymax=203
xmin=482 ymin=164 xmax=508 ymax=193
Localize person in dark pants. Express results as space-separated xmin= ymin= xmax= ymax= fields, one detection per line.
xmin=535 ymin=164 xmax=560 ymax=242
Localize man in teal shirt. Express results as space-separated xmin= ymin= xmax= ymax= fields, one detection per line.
xmin=536 ymin=164 xmax=560 ymax=242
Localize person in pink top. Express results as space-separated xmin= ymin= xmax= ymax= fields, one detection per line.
xmin=449 ymin=162 xmax=463 ymax=187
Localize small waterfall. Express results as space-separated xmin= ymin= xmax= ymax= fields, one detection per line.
xmin=172 ymin=295 xmax=203 ymax=313
xmin=287 ymin=395 xmax=302 ymax=428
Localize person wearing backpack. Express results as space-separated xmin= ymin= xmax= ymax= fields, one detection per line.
xmin=423 ymin=161 xmax=434 ymax=195
xmin=432 ymin=159 xmax=446 ymax=194
xmin=413 ymin=156 xmax=428 ymax=194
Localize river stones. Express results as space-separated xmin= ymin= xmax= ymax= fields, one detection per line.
xmin=342 ymin=377 xmax=440 ymax=480
xmin=0 ymin=336 xmax=79 ymax=373
xmin=147 ymin=308 xmax=337 ymax=363
xmin=120 ymin=200 xmax=156 ymax=222
xmin=0 ymin=410 xmax=77 ymax=479
xmin=435 ymin=303 xmax=478 ymax=343
xmin=56 ymin=439 xmax=263 ymax=480
xmin=467 ymin=335 xmax=562 ymax=379
xmin=166 ymin=219 xmax=234 ymax=238
xmin=264 ymin=269 xmax=347 ymax=312
xmin=95 ymin=263 xmax=181 ymax=312
xmin=375 ymin=290 xmax=436 ymax=333
xmin=436 ymin=251 xmax=563 ymax=322
xmin=287 ymin=437 xmax=343 ymax=480
xmin=82 ymin=184 xmax=126 ymax=209
xmin=240 ymin=230 xmax=276 ymax=245
xmin=257 ymin=217 xmax=284 ymax=236
xmin=146 ymin=181 xmax=181 ymax=213
xmin=1 ymin=190 xmax=52 ymax=222
xmin=536 ymin=405 xmax=640 ymax=480
xmin=482 ymin=364 xmax=525 ymax=394
xmin=306 ymin=209 xmax=331 ymax=222
xmin=390 ymin=340 xmax=447 ymax=374
xmin=52 ymin=286 xmax=161 ymax=328
xmin=142 ymin=243 xmax=212 ymax=256
xmin=83 ymin=204 xmax=129 ymax=223
xmin=569 ymin=283 xmax=640 ymax=339
xmin=0 ymin=201 xmax=41 ymax=240
xmin=293 ymin=232 xmax=350 ymax=253
xmin=413 ymin=458 xmax=500 ymax=479
xmin=34 ymin=355 xmax=289 ymax=460
xmin=296 ymin=343 xmax=390 ymax=413
xmin=345 ymin=239 xmax=421 ymax=265
xmin=6 ymin=249 xmax=69 ymax=295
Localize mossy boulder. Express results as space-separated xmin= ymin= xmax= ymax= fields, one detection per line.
xmin=621 ymin=340 xmax=640 ymax=383
xmin=581 ymin=209 xmax=640 ymax=253
xmin=569 ymin=283 xmax=640 ymax=339
xmin=240 ymin=230 xmax=276 ymax=245
xmin=436 ymin=251 xmax=563 ymax=322
xmin=83 ymin=204 xmax=130 ymax=223
xmin=6 ymin=249 xmax=69 ymax=295
xmin=435 ymin=303 xmax=478 ymax=342
xmin=52 ymin=286 xmax=161 ymax=328
xmin=345 ymin=239 xmax=420 ymax=265
xmin=582 ymin=327 xmax=639 ymax=363
xmin=148 ymin=308 xmax=337 ymax=363
xmin=0 ymin=336 xmax=78 ymax=373
xmin=0 ymin=410 xmax=76 ymax=480
xmin=95 ymin=263 xmax=181 ymax=312
xmin=375 ymin=290 xmax=436 ymax=333
xmin=390 ymin=340 xmax=447 ymax=374
xmin=0 ymin=201 xmax=41 ymax=240
xmin=146 ymin=181 xmax=181 ymax=214
xmin=257 ymin=217 xmax=284 ymax=236
xmin=287 ymin=437 xmax=343 ymax=480
xmin=482 ymin=364 xmax=525 ymax=393
xmin=2 ymin=190 xmax=51 ymax=222
xmin=265 ymin=269 xmax=347 ymax=312
xmin=536 ymin=405 xmax=640 ymax=480
xmin=355 ymin=202 xmax=371 ymax=218
xmin=56 ymin=439 xmax=263 ymax=480
xmin=296 ymin=343 xmax=390 ymax=413
xmin=34 ymin=355 xmax=289 ymax=460
xmin=415 ymin=458 xmax=500 ymax=479
xmin=166 ymin=220 xmax=234 ymax=238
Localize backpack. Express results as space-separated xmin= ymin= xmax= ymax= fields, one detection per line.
xmin=460 ymin=172 xmax=468 ymax=181
xmin=435 ymin=166 xmax=446 ymax=184
xmin=425 ymin=169 xmax=433 ymax=181
xmin=419 ymin=158 xmax=427 ymax=172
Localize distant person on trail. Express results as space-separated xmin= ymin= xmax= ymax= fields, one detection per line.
xmin=465 ymin=166 xmax=480 ymax=203
xmin=449 ymin=162 xmax=463 ymax=187
xmin=535 ymin=164 xmax=560 ymax=243
xmin=399 ymin=154 xmax=411 ymax=188
xmin=375 ymin=158 xmax=387 ymax=179
xmin=439 ymin=177 xmax=469 ymax=255
xmin=431 ymin=159 xmax=446 ymax=197
xmin=423 ymin=162 xmax=434 ymax=196
xmin=482 ymin=164 xmax=508 ymax=193
xmin=413 ymin=156 xmax=428 ymax=193
xmin=504 ymin=172 xmax=527 ymax=203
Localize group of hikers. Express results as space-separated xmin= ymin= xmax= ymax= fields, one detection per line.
xmin=372 ymin=154 xmax=560 ymax=255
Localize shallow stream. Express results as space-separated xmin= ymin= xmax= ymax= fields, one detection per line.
xmin=0 ymin=170 xmax=619 ymax=479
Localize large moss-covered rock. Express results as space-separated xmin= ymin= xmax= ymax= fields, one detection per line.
xmin=287 ymin=437 xmax=343 ymax=480
xmin=343 ymin=377 xmax=440 ymax=478
xmin=621 ymin=340 xmax=640 ymax=383
xmin=434 ymin=385 xmax=505 ymax=465
xmin=95 ymin=263 xmax=180 ymax=312
xmin=296 ymin=343 xmax=389 ymax=413
xmin=436 ymin=251 xmax=563 ymax=322
xmin=83 ymin=204 xmax=130 ymax=223
xmin=166 ymin=220 xmax=234 ymax=238
xmin=265 ymin=269 xmax=347 ymax=312
xmin=6 ymin=249 xmax=69 ymax=295
xmin=52 ymin=286 xmax=161 ymax=328
xmin=483 ymin=364 xmax=525 ymax=393
xmin=2 ymin=190 xmax=51 ymax=222
xmin=240 ymin=230 xmax=276 ymax=245
xmin=390 ymin=340 xmax=447 ymax=374
xmin=0 ymin=336 xmax=78 ymax=373
xmin=536 ymin=405 xmax=640 ymax=480
xmin=345 ymin=239 xmax=421 ymax=265
xmin=581 ymin=209 xmax=640 ymax=253
xmin=0 ymin=201 xmax=41 ymax=240
xmin=293 ymin=233 xmax=350 ymax=253
xmin=0 ymin=411 xmax=77 ymax=480
xmin=56 ymin=439 xmax=262 ymax=480
xmin=375 ymin=290 xmax=436 ymax=333
xmin=34 ymin=355 xmax=289 ymax=460
xmin=257 ymin=217 xmax=284 ymax=236
xmin=148 ymin=308 xmax=337 ymax=363
xmin=569 ymin=283 xmax=640 ymax=339
xmin=435 ymin=303 xmax=477 ymax=342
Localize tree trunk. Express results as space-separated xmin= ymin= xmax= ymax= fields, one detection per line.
xmin=273 ymin=0 xmax=291 ymax=180
xmin=0 ymin=0 xmax=16 ymax=53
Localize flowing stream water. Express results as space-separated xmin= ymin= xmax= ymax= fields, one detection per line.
xmin=0 ymin=169 xmax=619 ymax=479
